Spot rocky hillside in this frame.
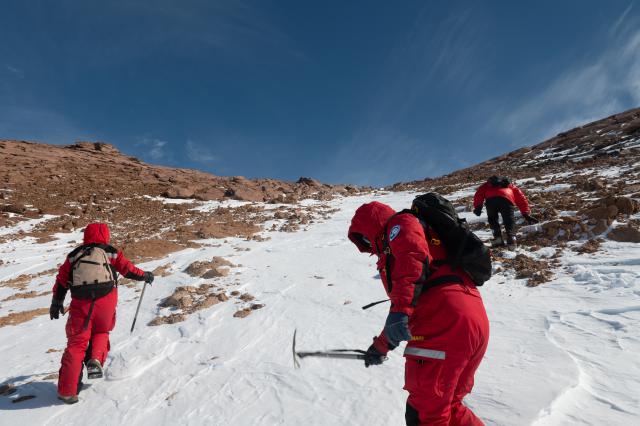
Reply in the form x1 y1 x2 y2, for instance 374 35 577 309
391 106 640 247
0 140 358 257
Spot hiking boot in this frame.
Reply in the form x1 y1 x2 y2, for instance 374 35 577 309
506 235 517 250
490 237 504 247
58 394 79 404
86 359 103 379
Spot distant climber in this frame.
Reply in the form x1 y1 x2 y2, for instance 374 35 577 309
50 223 154 404
473 176 538 248
348 199 490 426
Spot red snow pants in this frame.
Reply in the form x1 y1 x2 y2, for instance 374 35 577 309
404 284 489 426
58 289 118 396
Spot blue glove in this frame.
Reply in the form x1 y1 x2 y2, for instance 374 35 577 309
384 312 411 346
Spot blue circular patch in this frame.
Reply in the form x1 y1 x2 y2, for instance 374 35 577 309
389 225 401 241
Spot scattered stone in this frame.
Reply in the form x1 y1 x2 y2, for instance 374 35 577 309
1 290 50 302
0 308 49 328
234 308 252 318
574 239 603 254
202 267 230 279
12 395 36 403
502 254 554 287
184 257 234 277
239 293 255 302
250 303 265 310
148 313 187 326
608 224 640 243
0 384 17 396
1 203 26 214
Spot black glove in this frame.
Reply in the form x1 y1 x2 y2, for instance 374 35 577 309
50 298 65 320
143 271 154 284
473 206 482 216
523 213 539 224
364 344 386 368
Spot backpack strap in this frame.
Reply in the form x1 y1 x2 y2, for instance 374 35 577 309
420 275 464 296
382 211 430 305
82 298 96 331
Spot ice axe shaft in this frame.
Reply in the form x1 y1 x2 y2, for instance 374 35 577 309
130 281 148 333
296 351 366 360
293 329 368 368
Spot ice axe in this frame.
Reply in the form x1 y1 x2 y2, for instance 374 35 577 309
292 329 368 369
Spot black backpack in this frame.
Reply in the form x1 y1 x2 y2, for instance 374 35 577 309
383 193 491 288
489 175 511 188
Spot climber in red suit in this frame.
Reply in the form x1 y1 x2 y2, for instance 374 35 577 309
349 202 489 425
50 223 153 404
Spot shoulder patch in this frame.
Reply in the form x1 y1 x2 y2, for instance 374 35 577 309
389 224 401 241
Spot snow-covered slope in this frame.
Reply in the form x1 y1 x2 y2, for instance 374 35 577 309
1 189 638 425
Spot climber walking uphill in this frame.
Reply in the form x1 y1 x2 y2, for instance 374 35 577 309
49 223 154 404
473 175 537 248
348 195 490 426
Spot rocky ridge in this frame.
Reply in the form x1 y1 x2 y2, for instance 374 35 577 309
390 106 640 285
0 140 361 255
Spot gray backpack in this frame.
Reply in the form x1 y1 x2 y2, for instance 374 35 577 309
69 246 116 298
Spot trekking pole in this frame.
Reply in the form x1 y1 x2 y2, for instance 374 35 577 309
130 281 148 333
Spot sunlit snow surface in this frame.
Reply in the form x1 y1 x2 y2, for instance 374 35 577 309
0 191 638 425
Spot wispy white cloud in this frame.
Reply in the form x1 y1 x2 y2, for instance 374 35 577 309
328 128 438 187
361 7 486 127
5 65 24 79
493 27 640 147
94 0 306 66
332 6 485 186
610 3 634 37
136 137 168 160
186 140 218 165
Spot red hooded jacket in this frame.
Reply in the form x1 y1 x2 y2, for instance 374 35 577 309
52 223 145 300
473 182 530 214
348 202 475 317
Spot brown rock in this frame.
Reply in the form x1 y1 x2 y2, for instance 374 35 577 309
239 293 255 302
227 186 264 202
608 225 640 242
233 308 252 318
148 313 187 326
160 290 192 308
1 203 26 214
185 257 234 277
614 197 638 215
202 267 230 279
581 205 618 221
194 188 226 201
574 238 603 254
591 220 609 235
199 294 220 309
163 187 195 198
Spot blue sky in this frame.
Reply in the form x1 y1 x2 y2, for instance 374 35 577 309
1 1 639 186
